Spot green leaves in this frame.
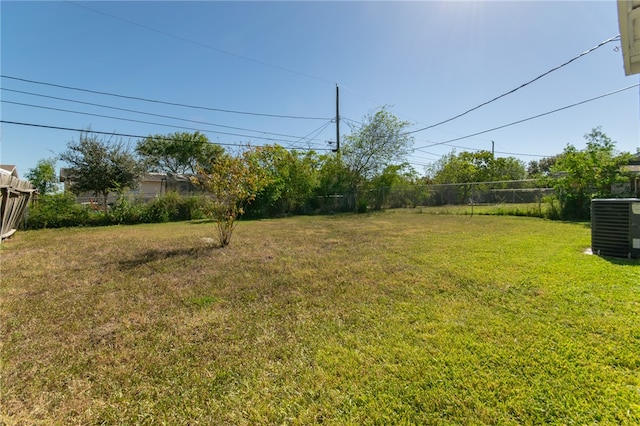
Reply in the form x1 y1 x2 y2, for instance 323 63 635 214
342 107 414 184
549 127 633 219
246 145 320 217
136 131 224 175
193 149 269 246
430 150 526 185
59 132 143 211
25 157 58 195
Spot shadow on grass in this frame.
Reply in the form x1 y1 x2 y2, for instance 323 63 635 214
595 254 640 266
118 243 221 269
187 219 216 225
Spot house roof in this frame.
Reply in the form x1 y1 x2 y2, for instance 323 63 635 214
0 165 18 178
59 169 192 183
625 153 640 172
146 172 192 181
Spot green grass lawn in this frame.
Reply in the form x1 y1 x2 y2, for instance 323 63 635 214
1 210 639 424
417 202 550 217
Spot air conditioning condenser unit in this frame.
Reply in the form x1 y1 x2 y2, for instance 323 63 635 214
591 198 640 259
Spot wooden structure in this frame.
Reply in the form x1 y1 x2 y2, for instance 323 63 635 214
618 0 640 75
1 166 36 241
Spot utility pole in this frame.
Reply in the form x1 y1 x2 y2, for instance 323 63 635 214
333 84 340 153
491 140 495 158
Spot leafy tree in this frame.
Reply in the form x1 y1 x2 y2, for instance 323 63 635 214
527 155 561 177
136 131 224 174
429 150 526 184
192 149 269 247
427 150 525 203
367 163 419 209
25 157 58 195
341 107 414 192
246 145 320 217
316 153 353 195
548 127 632 220
492 156 527 181
314 153 357 212
60 132 143 212
426 151 478 203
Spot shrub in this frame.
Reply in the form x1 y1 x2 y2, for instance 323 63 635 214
356 198 368 213
142 192 180 223
26 193 92 229
140 193 213 223
109 196 146 224
182 195 213 220
25 192 216 229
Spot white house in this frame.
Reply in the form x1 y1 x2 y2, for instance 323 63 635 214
59 169 199 205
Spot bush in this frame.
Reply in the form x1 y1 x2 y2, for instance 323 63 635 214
109 196 146 224
182 195 213 220
142 193 179 223
356 198 368 214
140 192 212 223
25 192 216 229
26 193 92 229
542 196 563 220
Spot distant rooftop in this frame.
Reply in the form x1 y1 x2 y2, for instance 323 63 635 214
0 165 18 178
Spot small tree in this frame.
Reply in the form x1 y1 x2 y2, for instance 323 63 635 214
548 128 632 220
60 132 143 212
426 150 526 204
192 149 268 247
246 145 320 217
25 157 58 195
527 155 561 178
342 108 414 189
136 131 224 175
367 163 418 210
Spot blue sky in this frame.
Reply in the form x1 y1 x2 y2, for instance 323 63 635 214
2 1 639 178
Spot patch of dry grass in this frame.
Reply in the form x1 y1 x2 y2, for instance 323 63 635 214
1 212 639 424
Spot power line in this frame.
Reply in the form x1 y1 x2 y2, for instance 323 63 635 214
341 116 364 127
414 83 640 151
283 120 334 151
420 146 550 159
1 88 327 142
0 120 240 148
405 34 621 135
2 100 329 146
64 1 335 86
0 75 331 121
0 120 333 152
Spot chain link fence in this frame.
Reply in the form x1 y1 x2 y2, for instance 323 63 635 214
314 180 555 215
366 179 555 210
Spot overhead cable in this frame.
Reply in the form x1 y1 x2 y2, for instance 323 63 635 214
0 120 332 152
2 100 328 146
405 34 621 135
426 142 551 158
0 75 331 120
283 120 334 151
413 83 640 151
2 88 326 141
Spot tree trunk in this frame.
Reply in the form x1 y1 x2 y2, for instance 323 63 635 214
102 191 109 213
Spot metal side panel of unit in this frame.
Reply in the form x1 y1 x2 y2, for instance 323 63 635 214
591 199 638 258
631 201 640 257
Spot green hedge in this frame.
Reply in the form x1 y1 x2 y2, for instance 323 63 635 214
25 192 214 229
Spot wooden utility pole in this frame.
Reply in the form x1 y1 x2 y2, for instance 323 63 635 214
333 84 340 153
